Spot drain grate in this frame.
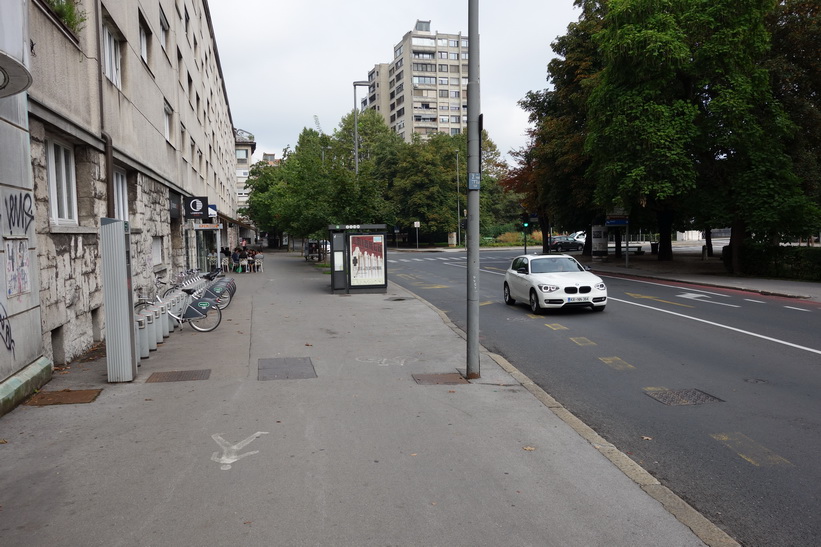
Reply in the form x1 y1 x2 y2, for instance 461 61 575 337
645 388 723 406
258 358 317 380
412 373 469 385
146 369 211 383
25 389 102 406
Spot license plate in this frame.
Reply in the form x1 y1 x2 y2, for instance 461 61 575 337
567 296 589 302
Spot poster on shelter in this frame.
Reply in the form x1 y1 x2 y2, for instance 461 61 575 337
5 238 31 297
348 234 386 288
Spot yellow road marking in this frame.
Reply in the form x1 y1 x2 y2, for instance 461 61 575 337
545 323 568 331
479 301 493 306
526 314 541 319
570 337 596 346
710 433 792 467
599 357 635 371
625 292 694 308
643 387 668 392
420 285 449 289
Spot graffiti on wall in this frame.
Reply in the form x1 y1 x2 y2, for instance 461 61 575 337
0 302 14 358
5 239 31 297
2 190 35 236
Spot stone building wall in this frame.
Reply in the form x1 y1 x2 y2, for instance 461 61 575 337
30 119 105 365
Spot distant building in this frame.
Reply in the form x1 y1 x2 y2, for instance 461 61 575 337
360 20 469 142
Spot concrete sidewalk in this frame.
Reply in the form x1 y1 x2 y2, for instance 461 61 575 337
0 252 737 546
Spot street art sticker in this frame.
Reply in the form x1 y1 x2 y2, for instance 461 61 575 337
5 238 31 297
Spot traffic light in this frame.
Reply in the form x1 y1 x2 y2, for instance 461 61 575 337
521 213 530 231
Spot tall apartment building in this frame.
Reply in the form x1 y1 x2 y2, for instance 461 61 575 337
361 20 469 142
0 0 242 413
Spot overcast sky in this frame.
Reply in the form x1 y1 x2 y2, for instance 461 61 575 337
208 1 580 163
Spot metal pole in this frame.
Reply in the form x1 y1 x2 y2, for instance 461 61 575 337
466 0 481 379
456 150 461 247
353 81 369 175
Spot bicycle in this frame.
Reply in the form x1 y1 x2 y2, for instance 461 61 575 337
134 273 223 332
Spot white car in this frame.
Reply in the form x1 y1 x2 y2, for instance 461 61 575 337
503 254 607 313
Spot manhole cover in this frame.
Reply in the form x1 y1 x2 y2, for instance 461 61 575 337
25 389 102 406
412 373 468 385
146 369 211 383
645 388 723 406
258 358 317 380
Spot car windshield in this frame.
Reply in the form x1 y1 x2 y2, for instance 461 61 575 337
529 257 582 273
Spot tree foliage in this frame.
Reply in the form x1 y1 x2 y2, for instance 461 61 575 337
245 110 512 244
515 0 820 270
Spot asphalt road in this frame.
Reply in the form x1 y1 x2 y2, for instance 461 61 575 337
389 249 821 547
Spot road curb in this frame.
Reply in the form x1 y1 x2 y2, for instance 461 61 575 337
391 281 740 547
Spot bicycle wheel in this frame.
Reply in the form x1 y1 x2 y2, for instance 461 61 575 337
215 289 231 310
188 305 222 332
134 301 152 314
162 286 177 299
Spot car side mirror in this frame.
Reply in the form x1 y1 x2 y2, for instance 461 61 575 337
584 266 591 271
517 267 528 274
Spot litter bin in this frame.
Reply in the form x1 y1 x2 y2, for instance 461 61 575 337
650 242 659 255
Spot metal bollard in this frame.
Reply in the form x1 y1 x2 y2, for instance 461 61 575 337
158 303 170 338
145 309 157 351
150 306 163 345
136 314 150 358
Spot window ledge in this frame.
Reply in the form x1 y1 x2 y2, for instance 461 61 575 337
49 224 98 235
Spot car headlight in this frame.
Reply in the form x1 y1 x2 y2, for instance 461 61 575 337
594 282 606 291
537 284 560 293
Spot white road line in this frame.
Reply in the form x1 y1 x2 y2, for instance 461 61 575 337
601 275 732 298
608 297 821 356
745 299 766 303
784 306 811 313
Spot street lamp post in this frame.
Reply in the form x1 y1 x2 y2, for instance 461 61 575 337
353 80 369 174
456 150 461 247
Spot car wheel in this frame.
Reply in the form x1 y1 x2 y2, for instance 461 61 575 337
592 305 605 312
529 290 543 314
557 245 564 252
503 283 516 305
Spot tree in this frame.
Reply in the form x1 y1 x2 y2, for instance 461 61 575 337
510 0 607 253
765 1 821 216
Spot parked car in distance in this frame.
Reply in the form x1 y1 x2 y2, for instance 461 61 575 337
548 235 584 252
570 231 586 242
503 254 607 313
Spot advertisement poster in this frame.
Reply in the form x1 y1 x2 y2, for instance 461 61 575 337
348 234 386 288
5 238 31 297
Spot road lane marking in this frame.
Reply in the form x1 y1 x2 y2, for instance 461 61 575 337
420 284 449 289
625 292 694 308
603 276 733 297
480 301 493 306
784 306 811 312
677 293 740 307
609 297 821 356
545 323 568 331
211 432 269 470
744 299 766 303
600 357 635 371
570 337 596 346
710 433 792 467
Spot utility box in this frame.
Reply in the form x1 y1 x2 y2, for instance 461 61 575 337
100 218 138 381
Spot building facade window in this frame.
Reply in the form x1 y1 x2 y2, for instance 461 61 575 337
164 101 173 141
236 149 248 163
159 8 169 50
103 25 122 88
113 168 128 220
46 139 78 225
